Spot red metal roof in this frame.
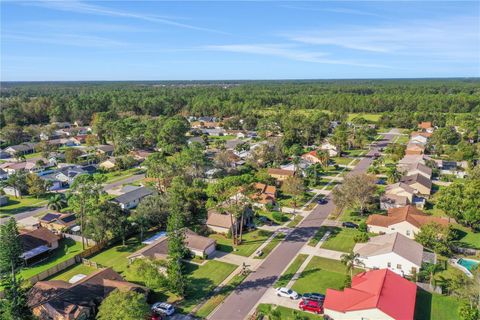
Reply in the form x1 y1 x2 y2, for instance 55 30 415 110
324 269 416 320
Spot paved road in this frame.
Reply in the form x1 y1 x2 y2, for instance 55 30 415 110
0 173 146 225
209 131 396 320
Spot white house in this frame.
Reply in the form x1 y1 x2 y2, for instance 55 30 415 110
354 232 425 276
319 141 339 157
410 135 428 145
113 186 154 210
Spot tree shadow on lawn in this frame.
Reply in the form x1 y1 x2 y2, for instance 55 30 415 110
414 288 432 320
451 227 480 249
320 227 341 240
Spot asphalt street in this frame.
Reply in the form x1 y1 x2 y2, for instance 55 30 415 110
209 131 396 320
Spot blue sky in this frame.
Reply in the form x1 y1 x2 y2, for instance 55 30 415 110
1 1 479 81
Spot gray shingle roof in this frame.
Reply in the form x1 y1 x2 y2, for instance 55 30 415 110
114 187 153 205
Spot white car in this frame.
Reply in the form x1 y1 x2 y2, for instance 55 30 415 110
275 287 299 299
152 302 175 316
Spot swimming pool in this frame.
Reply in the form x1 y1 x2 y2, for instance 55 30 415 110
457 258 479 271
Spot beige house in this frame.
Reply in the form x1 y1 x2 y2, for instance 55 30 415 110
384 182 415 202
400 173 432 195
206 209 236 234
267 168 295 181
405 142 425 155
402 162 432 179
99 158 117 170
354 232 424 276
366 205 449 239
128 229 216 262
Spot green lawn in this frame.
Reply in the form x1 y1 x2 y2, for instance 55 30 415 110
257 304 323 320
208 135 237 141
340 209 368 223
24 152 42 159
321 228 362 253
255 233 285 259
0 195 49 215
50 264 95 282
179 260 237 313
19 239 84 281
308 226 330 247
209 229 273 257
257 210 292 224
347 113 381 122
277 191 315 209
331 157 354 166
451 225 480 249
287 215 304 228
292 257 361 294
102 168 144 183
195 272 248 318
414 289 461 320
275 254 308 287
342 149 367 157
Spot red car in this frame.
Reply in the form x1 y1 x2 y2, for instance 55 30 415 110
299 299 323 314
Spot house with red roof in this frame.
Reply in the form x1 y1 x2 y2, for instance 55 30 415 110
324 269 417 320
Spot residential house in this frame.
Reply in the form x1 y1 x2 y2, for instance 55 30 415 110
200 128 226 136
54 165 96 186
250 183 277 206
40 213 77 233
96 144 115 156
397 154 426 170
4 142 37 156
324 269 417 320
418 121 434 133
206 209 237 234
366 205 449 239
400 173 432 195
405 142 425 155
384 182 415 203
411 131 432 139
380 194 409 210
28 268 147 320
128 228 216 262
225 139 244 151
301 150 323 164
20 227 60 265
188 136 206 146
267 168 295 182
409 134 429 145
99 158 117 170
401 162 432 179
1 160 46 174
319 141 339 157
113 186 154 210
435 160 468 178
353 232 425 276
130 149 153 162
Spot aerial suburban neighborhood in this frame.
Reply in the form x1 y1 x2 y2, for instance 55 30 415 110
1 1 479 320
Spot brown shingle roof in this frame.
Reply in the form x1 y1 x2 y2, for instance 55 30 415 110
400 173 432 190
20 228 59 252
367 205 449 228
267 168 294 176
206 210 234 229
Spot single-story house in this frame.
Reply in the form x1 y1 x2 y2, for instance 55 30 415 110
400 173 432 195
130 149 153 161
380 194 409 210
402 162 432 179
40 213 77 233
20 227 60 265
409 134 429 145
206 209 237 234
267 168 295 182
353 232 425 276
366 205 450 239
2 160 46 174
384 182 415 203
225 139 245 151
319 141 339 157
405 142 425 155
99 158 117 170
113 186 154 210
188 136 206 146
128 229 216 262
324 269 416 320
96 144 115 156
250 183 277 206
301 150 323 164
28 268 148 320
418 121 433 131
4 142 36 156
397 155 426 170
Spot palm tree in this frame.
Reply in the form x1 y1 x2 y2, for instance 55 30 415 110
316 150 330 169
423 263 442 287
3 171 26 198
341 252 364 278
386 167 402 184
48 194 67 211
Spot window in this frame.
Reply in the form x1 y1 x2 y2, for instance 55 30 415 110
397 264 402 269
406 230 411 236
387 262 391 268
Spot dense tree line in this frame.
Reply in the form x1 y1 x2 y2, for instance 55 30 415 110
1 79 479 129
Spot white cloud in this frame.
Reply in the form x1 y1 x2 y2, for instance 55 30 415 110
288 16 479 59
23 0 227 34
203 44 388 68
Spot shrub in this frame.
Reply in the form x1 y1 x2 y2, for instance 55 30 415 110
358 221 368 232
271 211 286 222
353 232 369 243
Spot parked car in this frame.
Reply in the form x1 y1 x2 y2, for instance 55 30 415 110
342 221 358 229
299 299 323 314
151 302 175 316
302 293 325 302
276 287 300 299
317 198 327 205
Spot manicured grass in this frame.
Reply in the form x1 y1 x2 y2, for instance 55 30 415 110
292 257 361 294
414 288 460 320
19 239 84 280
347 113 381 122
321 228 362 253
277 192 315 209
342 149 367 157
24 152 42 159
0 195 49 215
275 254 308 287
209 229 273 257
257 304 323 320
396 135 410 144
451 225 480 249
102 168 144 183
179 260 237 313
340 209 368 223
50 264 95 282
331 156 354 166
258 210 292 224
255 233 285 259
208 135 237 141
287 215 304 228
308 226 330 247
194 272 248 318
